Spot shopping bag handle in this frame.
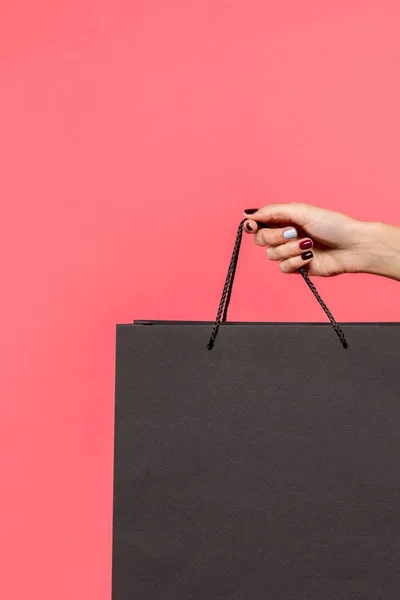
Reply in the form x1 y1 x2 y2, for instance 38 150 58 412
207 220 348 351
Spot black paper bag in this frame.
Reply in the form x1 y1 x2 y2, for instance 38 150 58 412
113 321 400 600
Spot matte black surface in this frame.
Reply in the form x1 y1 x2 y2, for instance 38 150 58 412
113 322 400 600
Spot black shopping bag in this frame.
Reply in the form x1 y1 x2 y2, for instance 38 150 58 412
113 320 400 600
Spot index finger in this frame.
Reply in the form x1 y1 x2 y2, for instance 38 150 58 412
244 203 309 227
243 219 269 234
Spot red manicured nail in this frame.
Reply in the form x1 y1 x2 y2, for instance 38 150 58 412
244 208 259 214
245 222 253 232
299 239 313 250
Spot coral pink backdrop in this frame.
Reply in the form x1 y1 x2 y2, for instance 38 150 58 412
1 1 400 598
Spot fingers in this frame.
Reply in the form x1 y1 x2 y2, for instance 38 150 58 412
267 238 314 273
279 251 314 274
243 220 301 247
243 219 259 234
243 203 309 228
242 205 315 274
255 225 300 247
243 224 314 273
266 238 313 261
242 202 309 242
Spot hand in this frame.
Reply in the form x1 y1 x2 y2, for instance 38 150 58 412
243 203 379 277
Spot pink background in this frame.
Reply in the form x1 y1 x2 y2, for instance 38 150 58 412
1 1 400 598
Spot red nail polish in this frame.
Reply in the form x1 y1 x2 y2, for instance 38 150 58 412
245 222 253 232
244 208 259 214
302 251 313 260
299 239 313 250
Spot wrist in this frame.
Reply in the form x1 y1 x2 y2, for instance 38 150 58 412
353 221 400 280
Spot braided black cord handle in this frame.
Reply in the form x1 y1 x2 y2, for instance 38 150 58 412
207 220 245 350
222 223 243 322
298 267 348 349
207 220 349 350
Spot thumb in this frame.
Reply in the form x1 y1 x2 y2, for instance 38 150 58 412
244 203 310 228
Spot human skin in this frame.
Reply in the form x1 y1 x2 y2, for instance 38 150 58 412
243 203 400 282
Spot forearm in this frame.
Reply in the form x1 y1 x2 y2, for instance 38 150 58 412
357 221 400 281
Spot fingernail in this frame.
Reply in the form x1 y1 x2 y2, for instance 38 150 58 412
244 208 259 214
283 228 297 239
302 251 313 260
299 239 313 250
245 222 253 232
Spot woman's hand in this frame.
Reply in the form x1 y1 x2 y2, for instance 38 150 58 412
243 203 393 278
